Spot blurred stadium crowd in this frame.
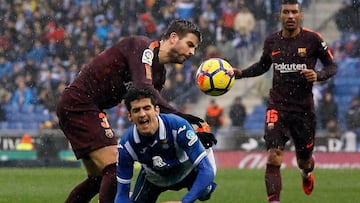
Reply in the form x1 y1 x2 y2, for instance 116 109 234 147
0 0 288 132
0 0 360 150
2 0 360 151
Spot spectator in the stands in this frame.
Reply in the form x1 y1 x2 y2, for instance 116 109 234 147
11 75 35 105
0 53 12 79
229 96 247 129
317 91 338 129
233 1 256 67
334 1 356 43
221 0 238 38
26 40 47 66
345 96 360 136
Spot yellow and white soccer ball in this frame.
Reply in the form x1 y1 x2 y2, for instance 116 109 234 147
196 58 235 96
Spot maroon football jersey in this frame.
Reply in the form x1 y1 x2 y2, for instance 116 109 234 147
68 36 177 113
241 27 337 113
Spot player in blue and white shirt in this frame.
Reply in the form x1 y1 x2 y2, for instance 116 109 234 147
115 88 217 203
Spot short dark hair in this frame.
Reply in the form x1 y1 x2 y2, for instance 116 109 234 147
162 19 202 42
124 88 157 111
281 0 299 4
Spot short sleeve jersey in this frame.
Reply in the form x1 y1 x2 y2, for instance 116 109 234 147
242 27 337 113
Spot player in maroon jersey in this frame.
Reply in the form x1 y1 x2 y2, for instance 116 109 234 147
234 0 337 202
56 19 216 203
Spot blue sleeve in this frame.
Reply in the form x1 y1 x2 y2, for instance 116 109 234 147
181 157 215 203
115 140 135 203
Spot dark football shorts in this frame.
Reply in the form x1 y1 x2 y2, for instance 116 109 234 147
264 109 316 160
56 89 117 159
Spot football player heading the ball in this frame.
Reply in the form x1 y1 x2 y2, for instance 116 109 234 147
115 87 217 203
234 0 337 202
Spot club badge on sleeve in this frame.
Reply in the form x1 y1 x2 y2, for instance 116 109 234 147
186 130 197 146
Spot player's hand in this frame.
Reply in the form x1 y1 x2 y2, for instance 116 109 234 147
197 131 217 149
300 69 317 82
175 112 204 127
233 68 242 79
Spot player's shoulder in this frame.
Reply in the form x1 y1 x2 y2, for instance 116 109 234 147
264 31 282 44
266 30 281 40
159 113 186 125
301 27 324 40
159 114 192 134
118 35 153 49
119 125 135 144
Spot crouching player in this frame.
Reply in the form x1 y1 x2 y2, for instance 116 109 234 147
115 88 217 203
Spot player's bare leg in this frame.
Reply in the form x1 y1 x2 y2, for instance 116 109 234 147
265 148 283 203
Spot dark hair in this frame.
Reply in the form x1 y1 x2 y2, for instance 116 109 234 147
124 88 157 111
281 0 299 4
162 19 202 42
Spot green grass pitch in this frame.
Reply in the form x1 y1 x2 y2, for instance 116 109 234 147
0 167 359 203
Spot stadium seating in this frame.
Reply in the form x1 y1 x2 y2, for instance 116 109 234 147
244 104 266 131
2 103 51 130
332 58 360 129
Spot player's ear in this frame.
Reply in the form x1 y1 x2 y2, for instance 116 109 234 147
127 112 132 122
155 105 160 115
170 32 178 44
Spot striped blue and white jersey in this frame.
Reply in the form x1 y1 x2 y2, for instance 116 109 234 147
116 113 214 202
117 113 207 186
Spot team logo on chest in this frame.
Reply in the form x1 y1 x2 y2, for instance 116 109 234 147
297 48 307 57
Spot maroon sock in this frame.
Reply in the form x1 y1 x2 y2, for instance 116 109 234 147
65 176 102 203
98 163 117 203
302 157 315 175
265 164 282 202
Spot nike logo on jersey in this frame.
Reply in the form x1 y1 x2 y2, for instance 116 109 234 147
306 142 314 149
271 51 281 56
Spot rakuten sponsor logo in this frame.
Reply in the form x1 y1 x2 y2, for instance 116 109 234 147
271 63 307 73
214 151 360 169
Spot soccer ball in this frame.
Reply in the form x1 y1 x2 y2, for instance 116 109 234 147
196 58 235 96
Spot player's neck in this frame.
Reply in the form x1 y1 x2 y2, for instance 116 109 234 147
281 27 301 38
158 40 168 64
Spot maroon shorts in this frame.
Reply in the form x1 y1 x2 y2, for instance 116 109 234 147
56 89 117 159
264 109 316 160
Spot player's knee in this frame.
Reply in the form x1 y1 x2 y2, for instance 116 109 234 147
267 149 283 165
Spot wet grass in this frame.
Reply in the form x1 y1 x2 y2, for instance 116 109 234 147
0 167 359 203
